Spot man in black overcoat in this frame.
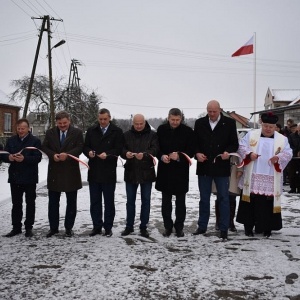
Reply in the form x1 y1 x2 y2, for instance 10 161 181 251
155 108 195 237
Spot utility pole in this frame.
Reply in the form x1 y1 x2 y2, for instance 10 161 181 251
23 17 46 118
67 59 83 128
24 15 63 128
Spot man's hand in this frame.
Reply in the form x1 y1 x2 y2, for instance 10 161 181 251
98 152 107 159
162 154 170 164
196 153 207 162
220 151 230 160
168 152 179 161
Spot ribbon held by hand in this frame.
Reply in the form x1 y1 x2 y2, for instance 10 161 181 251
213 152 244 168
1 147 90 169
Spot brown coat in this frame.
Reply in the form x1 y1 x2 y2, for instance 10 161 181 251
42 126 84 192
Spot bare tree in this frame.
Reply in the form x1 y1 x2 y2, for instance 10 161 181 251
10 75 101 130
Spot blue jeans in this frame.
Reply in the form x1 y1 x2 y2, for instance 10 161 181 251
125 182 152 230
48 190 77 230
89 181 116 231
198 176 229 232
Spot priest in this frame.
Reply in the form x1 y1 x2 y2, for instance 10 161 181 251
236 112 292 238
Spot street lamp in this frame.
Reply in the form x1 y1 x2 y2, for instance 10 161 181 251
48 38 66 127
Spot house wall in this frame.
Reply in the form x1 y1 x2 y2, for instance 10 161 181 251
264 88 273 109
0 105 20 136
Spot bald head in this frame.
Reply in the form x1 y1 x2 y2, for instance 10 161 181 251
207 100 221 122
132 114 146 132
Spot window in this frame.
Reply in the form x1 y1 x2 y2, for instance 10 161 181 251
4 113 12 132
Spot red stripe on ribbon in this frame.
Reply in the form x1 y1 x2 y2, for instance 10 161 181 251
23 147 89 169
67 153 90 169
178 152 192 166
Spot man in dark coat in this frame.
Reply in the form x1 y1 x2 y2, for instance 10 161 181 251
83 108 123 237
2 118 42 238
193 100 238 240
287 123 300 193
42 111 83 238
120 114 159 238
155 108 195 238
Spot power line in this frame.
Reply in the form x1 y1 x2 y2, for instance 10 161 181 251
102 101 257 110
41 0 62 19
20 0 41 16
10 0 32 17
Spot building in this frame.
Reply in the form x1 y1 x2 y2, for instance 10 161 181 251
222 110 250 129
0 90 21 139
26 112 49 136
252 87 300 126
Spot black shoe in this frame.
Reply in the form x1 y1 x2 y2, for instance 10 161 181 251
229 225 237 232
288 189 296 194
220 231 228 240
245 230 254 237
176 230 184 237
89 228 102 237
121 227 134 236
46 229 59 238
140 228 149 238
163 228 172 237
65 229 74 237
103 229 112 237
5 229 22 237
263 231 272 238
192 228 206 235
25 229 33 238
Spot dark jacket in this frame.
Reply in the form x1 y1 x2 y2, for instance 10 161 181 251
121 121 159 184
83 122 123 183
288 131 300 157
155 122 195 194
3 133 42 184
42 126 83 192
194 113 238 177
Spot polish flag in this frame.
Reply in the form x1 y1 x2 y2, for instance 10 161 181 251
231 36 254 57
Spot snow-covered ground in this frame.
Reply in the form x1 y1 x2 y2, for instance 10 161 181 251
0 157 300 300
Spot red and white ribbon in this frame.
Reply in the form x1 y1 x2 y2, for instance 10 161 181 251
2 147 89 169
178 152 192 166
67 153 89 169
0 150 10 154
213 152 244 168
146 153 157 166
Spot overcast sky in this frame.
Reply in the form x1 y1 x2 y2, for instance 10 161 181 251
1 0 300 120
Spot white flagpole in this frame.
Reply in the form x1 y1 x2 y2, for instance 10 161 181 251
253 32 257 127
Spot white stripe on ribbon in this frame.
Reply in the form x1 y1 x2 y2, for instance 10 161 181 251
213 152 244 168
5 147 90 169
0 150 10 154
146 153 157 166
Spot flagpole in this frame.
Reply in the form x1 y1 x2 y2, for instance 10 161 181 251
253 32 257 127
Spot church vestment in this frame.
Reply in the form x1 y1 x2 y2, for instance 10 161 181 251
236 129 292 233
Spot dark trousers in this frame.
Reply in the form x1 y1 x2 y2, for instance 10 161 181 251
237 193 282 232
161 192 186 231
10 183 36 230
89 181 116 231
288 159 300 190
48 190 78 230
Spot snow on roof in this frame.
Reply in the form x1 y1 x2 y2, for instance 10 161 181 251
0 89 19 106
271 89 300 102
